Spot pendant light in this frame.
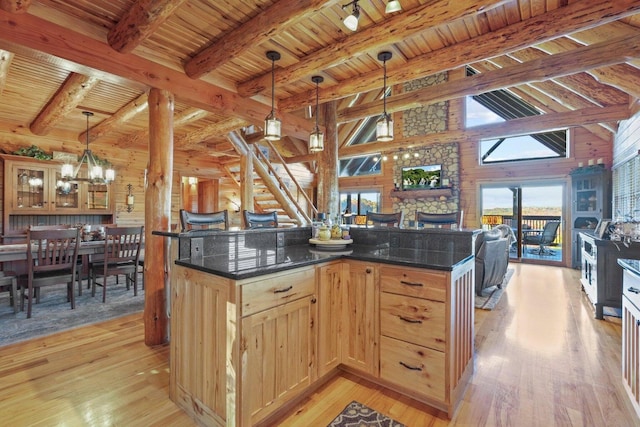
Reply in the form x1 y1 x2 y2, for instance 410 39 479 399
264 50 281 141
385 0 402 13
309 75 324 153
376 51 393 142
61 111 115 184
342 1 360 32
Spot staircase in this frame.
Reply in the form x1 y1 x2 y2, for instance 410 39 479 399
227 131 314 227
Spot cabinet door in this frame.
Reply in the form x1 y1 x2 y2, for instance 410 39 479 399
10 163 51 212
52 169 81 212
241 295 316 426
342 261 378 376
622 296 640 413
317 263 343 377
83 182 111 212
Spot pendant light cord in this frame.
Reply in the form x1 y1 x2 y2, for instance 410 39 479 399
383 58 388 116
315 79 320 129
270 57 276 116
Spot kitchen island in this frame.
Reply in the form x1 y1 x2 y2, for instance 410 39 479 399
165 226 477 426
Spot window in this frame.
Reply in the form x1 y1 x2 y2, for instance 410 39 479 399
339 191 381 215
465 67 567 165
339 155 382 177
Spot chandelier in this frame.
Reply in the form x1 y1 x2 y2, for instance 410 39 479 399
61 111 115 184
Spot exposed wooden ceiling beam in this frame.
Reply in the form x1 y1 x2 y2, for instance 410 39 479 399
534 37 640 99
185 0 336 79
237 0 509 98
569 20 640 70
29 72 100 135
0 0 31 13
472 60 614 141
79 92 149 144
0 9 314 140
337 34 640 123
175 117 248 148
107 0 187 54
279 0 640 112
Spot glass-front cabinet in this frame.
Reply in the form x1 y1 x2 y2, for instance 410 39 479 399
2 155 113 216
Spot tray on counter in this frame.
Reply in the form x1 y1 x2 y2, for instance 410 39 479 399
309 238 353 250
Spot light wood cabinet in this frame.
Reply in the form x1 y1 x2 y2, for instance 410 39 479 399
378 261 475 417
170 264 317 427
241 295 316 425
317 262 343 377
2 154 114 238
622 267 640 419
341 260 379 376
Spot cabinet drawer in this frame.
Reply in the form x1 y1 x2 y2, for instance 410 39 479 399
379 336 445 402
241 268 315 316
380 265 446 301
380 292 445 351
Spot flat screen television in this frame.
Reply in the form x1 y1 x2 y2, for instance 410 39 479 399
401 164 442 190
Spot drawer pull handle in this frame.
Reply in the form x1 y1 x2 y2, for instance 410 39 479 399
628 287 640 294
400 280 423 287
399 361 423 371
399 315 422 324
273 286 293 294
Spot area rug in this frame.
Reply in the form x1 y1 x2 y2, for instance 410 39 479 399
475 268 514 310
0 275 144 347
327 401 405 427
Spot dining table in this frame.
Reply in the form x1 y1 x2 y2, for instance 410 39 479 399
0 239 107 263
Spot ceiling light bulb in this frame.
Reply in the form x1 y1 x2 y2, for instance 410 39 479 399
385 0 402 13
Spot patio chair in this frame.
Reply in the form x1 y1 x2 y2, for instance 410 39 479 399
523 221 560 255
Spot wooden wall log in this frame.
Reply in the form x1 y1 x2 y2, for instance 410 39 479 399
144 88 174 346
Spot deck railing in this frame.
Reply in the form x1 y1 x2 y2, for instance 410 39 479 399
482 215 563 245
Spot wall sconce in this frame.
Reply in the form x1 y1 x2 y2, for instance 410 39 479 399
126 183 134 213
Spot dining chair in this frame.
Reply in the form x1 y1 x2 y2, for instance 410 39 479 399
90 226 144 303
0 270 19 313
415 211 458 229
180 209 229 231
243 210 278 229
23 227 81 318
365 211 404 228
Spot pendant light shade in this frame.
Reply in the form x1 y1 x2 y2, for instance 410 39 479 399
264 50 281 141
309 75 324 153
385 0 402 13
376 51 394 142
342 1 360 32
61 111 115 184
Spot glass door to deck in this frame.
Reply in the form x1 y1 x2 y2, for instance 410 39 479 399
481 182 565 265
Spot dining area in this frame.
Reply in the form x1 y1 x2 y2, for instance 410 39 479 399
0 224 144 345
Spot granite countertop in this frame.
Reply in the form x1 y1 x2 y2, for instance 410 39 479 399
618 258 640 277
175 243 473 280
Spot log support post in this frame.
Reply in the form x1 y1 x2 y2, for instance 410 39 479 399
144 88 174 346
317 101 339 221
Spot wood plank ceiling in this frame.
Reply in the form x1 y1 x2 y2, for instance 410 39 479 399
0 0 639 170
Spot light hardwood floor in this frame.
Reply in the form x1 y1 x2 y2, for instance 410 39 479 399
0 264 637 426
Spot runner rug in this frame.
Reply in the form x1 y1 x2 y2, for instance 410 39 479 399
327 401 405 427
475 268 514 310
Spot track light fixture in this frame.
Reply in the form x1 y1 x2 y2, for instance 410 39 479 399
309 75 324 153
376 51 393 142
385 0 402 13
342 0 360 32
264 50 281 141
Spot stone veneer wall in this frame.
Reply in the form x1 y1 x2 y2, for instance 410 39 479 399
393 73 459 228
